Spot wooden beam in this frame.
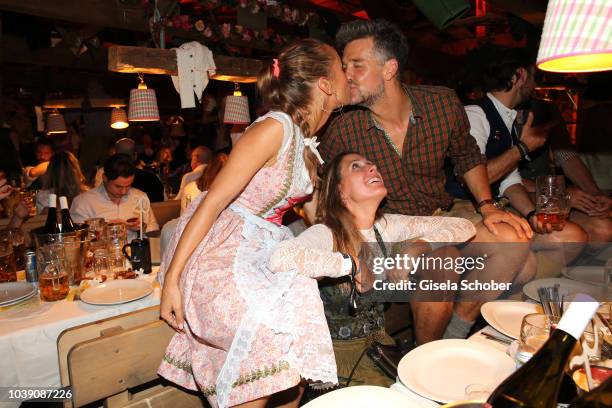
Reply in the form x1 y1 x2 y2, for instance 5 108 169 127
0 0 161 32
108 46 263 83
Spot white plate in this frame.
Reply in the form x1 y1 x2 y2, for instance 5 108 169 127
302 385 419 408
522 277 603 302
397 339 515 403
562 266 606 286
481 301 542 339
80 280 152 305
0 291 36 308
0 282 36 305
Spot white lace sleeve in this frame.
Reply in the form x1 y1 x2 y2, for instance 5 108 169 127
268 224 348 278
380 214 476 244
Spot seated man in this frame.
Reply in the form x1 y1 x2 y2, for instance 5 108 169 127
175 145 212 202
448 47 587 279
95 138 165 203
23 138 54 189
518 99 611 243
71 154 159 241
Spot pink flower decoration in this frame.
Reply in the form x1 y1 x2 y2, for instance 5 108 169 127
203 27 213 38
239 0 248 7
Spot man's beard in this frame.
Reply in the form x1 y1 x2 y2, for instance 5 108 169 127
353 82 385 108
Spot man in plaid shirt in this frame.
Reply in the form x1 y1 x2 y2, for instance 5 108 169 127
319 19 533 345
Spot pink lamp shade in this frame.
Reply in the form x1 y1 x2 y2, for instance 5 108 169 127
223 95 251 125
110 108 129 129
537 0 612 73
46 111 67 134
128 88 160 121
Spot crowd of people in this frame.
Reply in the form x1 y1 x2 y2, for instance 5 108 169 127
0 16 609 408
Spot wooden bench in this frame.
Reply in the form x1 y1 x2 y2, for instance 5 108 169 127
57 306 205 408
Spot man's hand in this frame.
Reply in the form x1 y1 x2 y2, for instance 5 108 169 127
568 186 601 215
126 216 143 231
528 213 556 234
520 112 553 152
480 204 533 240
590 193 611 217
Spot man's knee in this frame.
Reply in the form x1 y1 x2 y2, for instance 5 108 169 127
553 221 588 243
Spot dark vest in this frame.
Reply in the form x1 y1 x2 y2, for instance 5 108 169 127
446 97 518 200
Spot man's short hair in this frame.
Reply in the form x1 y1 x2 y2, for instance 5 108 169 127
104 154 135 181
36 137 54 150
114 138 136 157
336 19 409 73
476 46 536 92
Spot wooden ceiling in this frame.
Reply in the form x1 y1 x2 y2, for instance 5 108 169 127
0 0 549 105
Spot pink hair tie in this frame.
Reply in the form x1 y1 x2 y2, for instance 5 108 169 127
272 58 280 78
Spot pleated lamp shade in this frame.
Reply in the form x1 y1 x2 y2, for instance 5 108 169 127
46 111 67 134
537 0 612 73
223 95 250 125
110 108 129 129
128 88 160 121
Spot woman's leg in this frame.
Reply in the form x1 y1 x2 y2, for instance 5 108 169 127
268 382 306 408
232 395 270 408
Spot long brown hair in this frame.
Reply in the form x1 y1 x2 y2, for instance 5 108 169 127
316 152 384 259
197 152 228 191
258 38 335 184
42 151 88 205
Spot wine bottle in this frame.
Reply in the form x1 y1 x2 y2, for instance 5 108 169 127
43 193 60 234
59 196 76 233
486 294 599 408
568 376 612 407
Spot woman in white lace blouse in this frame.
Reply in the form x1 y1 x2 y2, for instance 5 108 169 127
269 152 477 386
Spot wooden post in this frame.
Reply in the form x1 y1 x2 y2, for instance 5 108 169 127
108 46 262 83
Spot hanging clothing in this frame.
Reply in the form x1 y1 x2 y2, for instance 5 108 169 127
171 42 216 109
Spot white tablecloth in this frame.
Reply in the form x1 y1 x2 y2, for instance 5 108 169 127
0 269 161 406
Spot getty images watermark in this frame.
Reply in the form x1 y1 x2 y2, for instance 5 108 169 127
371 253 512 292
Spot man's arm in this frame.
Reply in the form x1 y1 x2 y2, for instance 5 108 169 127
465 105 522 183
560 156 602 195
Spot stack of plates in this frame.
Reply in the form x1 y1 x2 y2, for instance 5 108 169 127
481 301 541 339
0 282 37 308
397 339 515 403
522 277 603 302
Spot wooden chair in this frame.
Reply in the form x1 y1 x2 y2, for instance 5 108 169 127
150 200 180 230
57 306 205 408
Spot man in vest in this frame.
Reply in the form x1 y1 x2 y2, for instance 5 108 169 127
455 47 587 278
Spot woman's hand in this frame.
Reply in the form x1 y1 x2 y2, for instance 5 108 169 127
0 179 12 200
160 279 185 333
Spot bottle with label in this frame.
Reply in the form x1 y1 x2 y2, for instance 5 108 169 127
58 196 76 233
486 294 599 408
43 194 60 234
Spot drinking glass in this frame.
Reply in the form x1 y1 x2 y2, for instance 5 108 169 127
2 228 26 270
464 383 493 402
105 222 127 247
536 175 570 231
84 218 106 242
19 190 37 216
38 243 69 301
516 313 558 367
0 241 16 282
93 248 111 281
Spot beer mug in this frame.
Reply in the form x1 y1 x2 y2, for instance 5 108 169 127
122 238 152 274
535 175 570 231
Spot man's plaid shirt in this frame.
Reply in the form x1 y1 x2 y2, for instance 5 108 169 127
319 85 484 216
